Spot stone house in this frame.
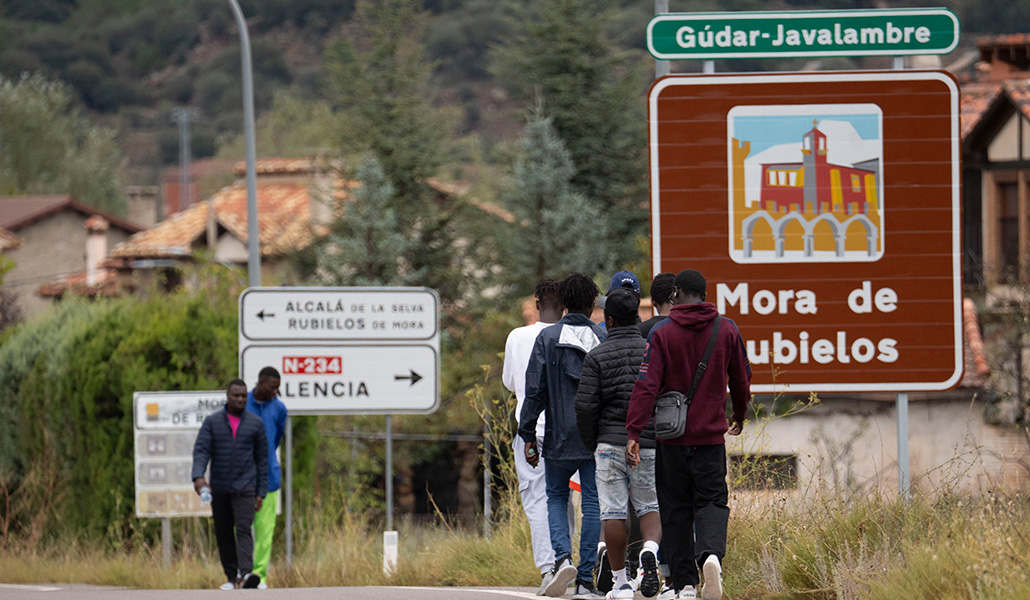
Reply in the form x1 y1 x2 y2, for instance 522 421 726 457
0 195 141 317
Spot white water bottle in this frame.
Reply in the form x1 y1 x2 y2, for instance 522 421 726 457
200 485 213 504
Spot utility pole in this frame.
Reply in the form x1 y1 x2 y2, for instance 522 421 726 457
171 107 199 214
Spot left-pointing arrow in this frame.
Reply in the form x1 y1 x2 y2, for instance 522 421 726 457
394 370 423 386
256 309 275 321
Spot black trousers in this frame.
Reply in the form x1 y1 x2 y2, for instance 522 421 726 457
211 491 257 582
655 443 729 590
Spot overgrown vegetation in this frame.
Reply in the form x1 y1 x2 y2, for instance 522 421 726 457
2 374 1029 598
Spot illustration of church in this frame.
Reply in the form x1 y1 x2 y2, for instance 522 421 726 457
730 119 883 262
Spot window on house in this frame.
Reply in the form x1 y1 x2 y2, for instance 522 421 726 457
777 171 786 185
789 171 798 186
851 174 861 192
729 454 798 490
1000 182 1020 282
819 137 826 150
768 171 775 185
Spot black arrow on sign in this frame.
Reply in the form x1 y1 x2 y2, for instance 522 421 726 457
256 309 275 321
394 370 423 386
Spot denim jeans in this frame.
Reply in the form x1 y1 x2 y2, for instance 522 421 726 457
595 442 659 520
545 456 600 582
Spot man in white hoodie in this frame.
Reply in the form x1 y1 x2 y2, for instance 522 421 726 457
503 280 564 595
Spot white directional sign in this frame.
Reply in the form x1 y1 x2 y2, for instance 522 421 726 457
133 391 225 518
240 344 438 414
239 287 438 342
238 287 441 415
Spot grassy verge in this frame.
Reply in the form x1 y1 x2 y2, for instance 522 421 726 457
3 490 1029 598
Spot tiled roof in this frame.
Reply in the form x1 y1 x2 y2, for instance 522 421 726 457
960 79 1030 142
233 158 316 176
978 33 1030 48
110 181 319 259
38 263 122 298
0 195 142 233
960 82 1001 140
0 227 22 251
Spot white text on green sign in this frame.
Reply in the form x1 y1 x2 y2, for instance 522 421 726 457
648 9 959 60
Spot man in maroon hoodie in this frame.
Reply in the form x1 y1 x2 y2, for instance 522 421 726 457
625 269 751 600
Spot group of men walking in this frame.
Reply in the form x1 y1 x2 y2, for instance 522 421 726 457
504 269 751 600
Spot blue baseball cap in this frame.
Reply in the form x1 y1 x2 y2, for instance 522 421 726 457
608 270 641 295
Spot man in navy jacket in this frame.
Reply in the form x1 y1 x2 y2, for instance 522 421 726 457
520 272 607 599
193 379 269 589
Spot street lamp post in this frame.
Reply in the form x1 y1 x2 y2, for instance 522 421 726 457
226 0 260 288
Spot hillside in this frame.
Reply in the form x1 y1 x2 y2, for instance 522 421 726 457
0 0 1021 188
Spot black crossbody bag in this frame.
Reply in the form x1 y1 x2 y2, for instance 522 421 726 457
653 316 722 440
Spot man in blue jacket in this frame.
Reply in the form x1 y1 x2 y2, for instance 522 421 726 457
521 272 607 599
246 366 287 588
193 379 269 589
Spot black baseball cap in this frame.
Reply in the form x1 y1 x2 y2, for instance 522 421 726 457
603 288 640 324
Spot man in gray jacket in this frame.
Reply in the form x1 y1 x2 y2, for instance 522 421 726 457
192 379 269 589
576 288 662 600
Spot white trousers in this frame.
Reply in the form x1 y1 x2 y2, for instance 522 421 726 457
514 436 575 574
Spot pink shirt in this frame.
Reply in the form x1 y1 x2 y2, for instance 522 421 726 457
227 413 241 439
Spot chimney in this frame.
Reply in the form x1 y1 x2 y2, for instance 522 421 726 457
308 154 336 226
84 215 109 287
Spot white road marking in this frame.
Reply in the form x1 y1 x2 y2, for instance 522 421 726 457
388 587 539 599
0 584 62 592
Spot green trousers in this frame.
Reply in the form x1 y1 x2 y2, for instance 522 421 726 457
253 490 278 580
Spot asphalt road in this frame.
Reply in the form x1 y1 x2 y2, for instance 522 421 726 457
0 584 550 600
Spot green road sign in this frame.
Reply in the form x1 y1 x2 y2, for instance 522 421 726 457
648 9 959 60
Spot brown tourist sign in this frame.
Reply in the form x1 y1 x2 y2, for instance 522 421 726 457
649 71 962 393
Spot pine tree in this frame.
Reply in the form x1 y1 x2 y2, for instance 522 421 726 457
325 0 454 203
491 0 649 262
314 155 425 287
323 0 465 301
504 109 608 293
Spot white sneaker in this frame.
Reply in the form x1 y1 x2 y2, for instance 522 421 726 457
606 583 635 600
545 556 578 597
678 585 698 599
219 582 235 590
537 570 554 596
700 555 722 600
656 582 677 600
257 581 268 589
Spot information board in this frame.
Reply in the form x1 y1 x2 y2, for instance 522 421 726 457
649 71 962 393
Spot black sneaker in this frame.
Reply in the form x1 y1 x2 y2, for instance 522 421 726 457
572 578 603 599
241 572 261 589
639 548 661 598
594 545 613 593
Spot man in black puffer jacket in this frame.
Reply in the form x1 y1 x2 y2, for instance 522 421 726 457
576 288 662 600
192 379 268 589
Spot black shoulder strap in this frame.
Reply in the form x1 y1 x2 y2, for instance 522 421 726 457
684 316 722 403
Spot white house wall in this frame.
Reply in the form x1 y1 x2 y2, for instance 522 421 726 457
728 397 1030 501
987 111 1023 162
